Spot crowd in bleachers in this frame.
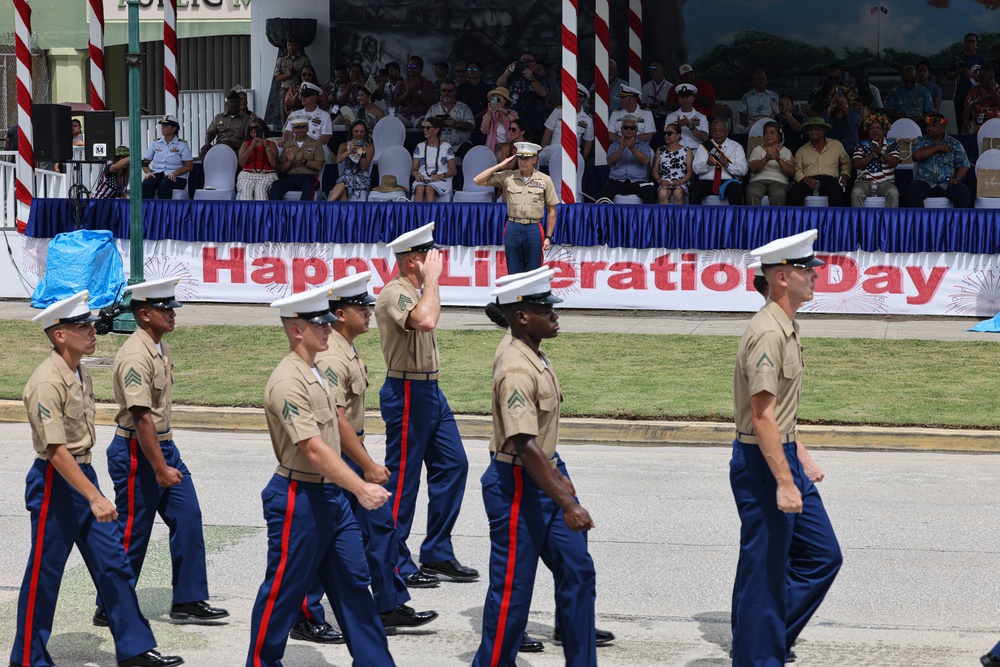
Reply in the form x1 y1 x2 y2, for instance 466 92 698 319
75 31 1000 207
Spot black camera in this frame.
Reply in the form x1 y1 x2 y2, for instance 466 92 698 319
517 60 531 73
94 301 125 336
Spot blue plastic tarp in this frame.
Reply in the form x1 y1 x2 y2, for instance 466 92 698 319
31 229 126 309
969 312 1000 333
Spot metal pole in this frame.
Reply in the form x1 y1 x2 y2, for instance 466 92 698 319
115 0 143 332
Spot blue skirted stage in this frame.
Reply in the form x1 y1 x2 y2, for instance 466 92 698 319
27 198 1000 255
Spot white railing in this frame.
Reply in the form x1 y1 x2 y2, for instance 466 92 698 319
1 153 15 228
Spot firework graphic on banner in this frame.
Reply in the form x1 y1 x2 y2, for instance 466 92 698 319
544 245 581 298
801 285 888 314
143 254 198 300
947 268 1000 316
251 243 329 299
701 249 752 287
21 236 50 280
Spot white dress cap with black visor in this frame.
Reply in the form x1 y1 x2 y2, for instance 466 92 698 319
328 271 377 306
387 222 442 255
33 290 101 331
124 277 184 309
271 284 337 324
751 230 825 269
491 268 563 306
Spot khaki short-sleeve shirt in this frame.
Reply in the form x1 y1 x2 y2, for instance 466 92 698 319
733 301 803 438
485 169 559 221
282 136 325 175
24 351 96 458
315 330 368 435
265 352 340 474
490 337 562 459
114 328 173 432
374 276 439 372
208 111 251 151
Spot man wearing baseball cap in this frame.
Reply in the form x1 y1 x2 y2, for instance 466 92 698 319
665 63 716 117
200 89 251 159
141 115 192 200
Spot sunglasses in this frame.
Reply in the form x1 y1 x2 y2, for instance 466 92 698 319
421 125 434 130
621 125 637 130
468 67 480 71
664 130 678 136
522 58 535 63
407 65 419 69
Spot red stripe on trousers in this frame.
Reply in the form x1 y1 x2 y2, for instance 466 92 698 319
490 466 524 667
23 463 55 667
391 380 411 525
122 438 139 553
252 480 298 667
537 222 545 266
300 596 313 620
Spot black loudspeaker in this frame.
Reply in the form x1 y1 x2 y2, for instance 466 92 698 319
32 104 73 163
84 111 116 163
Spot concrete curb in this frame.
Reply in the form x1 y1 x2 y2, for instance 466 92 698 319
1 400 997 453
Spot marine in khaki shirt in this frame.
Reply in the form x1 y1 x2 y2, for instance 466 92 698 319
25 350 97 459
114 326 174 433
375 275 440 373
475 146 559 251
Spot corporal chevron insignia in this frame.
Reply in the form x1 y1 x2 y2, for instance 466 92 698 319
123 367 143 388
282 399 300 421
507 389 526 410
756 353 774 370
397 294 413 311
37 403 51 422
325 368 339 387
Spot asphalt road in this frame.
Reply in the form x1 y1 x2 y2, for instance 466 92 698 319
0 424 996 666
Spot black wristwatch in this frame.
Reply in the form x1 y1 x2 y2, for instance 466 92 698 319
545 234 553 241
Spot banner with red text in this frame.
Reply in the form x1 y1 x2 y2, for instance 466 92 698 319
9 237 1000 316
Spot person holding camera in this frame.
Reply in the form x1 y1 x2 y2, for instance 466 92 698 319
496 50 550 141
328 120 375 202
272 37 311 123
237 120 279 200
821 84 861 155
425 80 475 157
393 56 437 128
481 87 519 163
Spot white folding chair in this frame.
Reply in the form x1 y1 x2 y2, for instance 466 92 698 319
887 118 922 170
367 144 413 202
193 144 238 200
975 148 1000 208
747 117 772 155
372 116 406 166
453 145 497 203
977 118 1000 155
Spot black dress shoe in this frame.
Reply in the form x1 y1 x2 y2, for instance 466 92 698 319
169 600 229 623
380 604 438 633
289 620 345 644
520 634 544 653
983 654 1000 667
553 626 615 646
419 559 479 582
485 302 509 328
403 571 440 588
787 648 796 662
93 607 109 627
117 649 184 667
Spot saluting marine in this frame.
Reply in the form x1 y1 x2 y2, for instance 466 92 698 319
13 292 182 667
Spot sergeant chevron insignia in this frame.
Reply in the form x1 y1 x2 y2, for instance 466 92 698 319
123 368 143 388
507 389 526 410
756 353 774 369
37 403 51 422
282 399 300 420
397 294 413 311
325 367 339 387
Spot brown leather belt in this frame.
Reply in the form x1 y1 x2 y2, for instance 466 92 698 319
115 427 173 442
387 370 440 381
508 217 540 225
736 431 797 445
38 452 93 464
492 451 559 469
275 466 336 484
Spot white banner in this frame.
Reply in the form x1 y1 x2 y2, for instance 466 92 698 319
102 0 250 21
6 235 1000 316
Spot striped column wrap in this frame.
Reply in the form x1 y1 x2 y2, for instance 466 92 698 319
560 0 579 204
628 0 643 89
88 0 106 111
163 0 178 116
14 0 33 232
593 0 610 167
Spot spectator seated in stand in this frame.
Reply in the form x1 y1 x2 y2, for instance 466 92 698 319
272 36 311 123
948 32 985 132
665 63 716 118
884 66 935 130
539 83 594 167
642 59 672 129
599 114 655 204
776 95 804 154
411 116 456 202
328 119 375 202
821 83 861 156
851 67 884 110
457 60 491 138
335 63 367 112
235 87 258 122
851 112 901 207
788 116 851 206
236 119 279 201
426 79 475 157
269 117 324 200
904 112 971 208
141 115 193 200
393 56 439 128
432 61 449 94
664 83 709 150
590 58 623 112
916 61 943 112
92 145 131 199
496 49 551 139
963 64 1000 135
736 69 779 133
690 118 748 205
609 84 656 142
354 86 385 135
284 65 332 118
375 61 404 116
807 63 854 117
746 121 794 206
281 83 333 157
653 123 693 205
200 89 252 160
481 87 519 163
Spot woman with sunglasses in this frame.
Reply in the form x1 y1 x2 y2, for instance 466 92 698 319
481 87 519 163
412 116 456 202
284 65 332 117
237 121 279 200
328 119 375 202
653 123 693 204
355 86 385 134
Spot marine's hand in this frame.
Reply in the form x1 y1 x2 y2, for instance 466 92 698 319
416 248 443 282
563 503 595 532
356 482 390 510
156 466 184 488
776 481 803 513
798 446 826 483
561 473 576 497
91 496 118 522
365 464 391 485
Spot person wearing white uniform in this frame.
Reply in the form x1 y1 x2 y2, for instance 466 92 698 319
281 82 333 158
609 84 657 142
663 83 709 150
538 83 594 167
